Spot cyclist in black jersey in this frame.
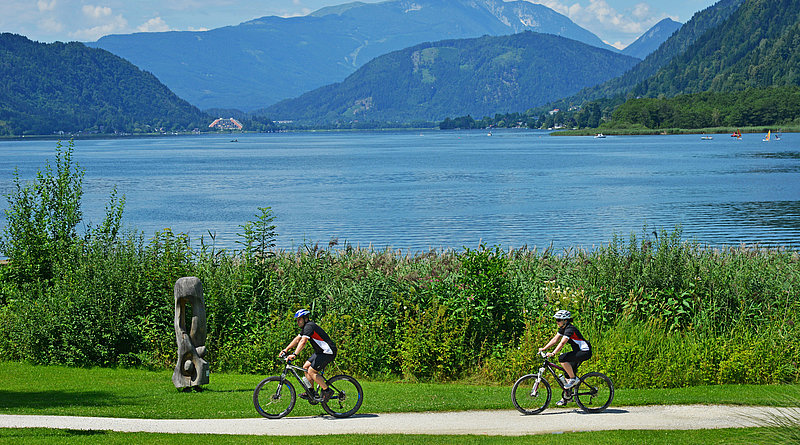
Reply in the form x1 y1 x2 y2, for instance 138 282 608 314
280 309 338 402
539 309 592 406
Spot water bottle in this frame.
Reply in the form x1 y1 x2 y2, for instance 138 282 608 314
301 376 312 389
559 375 567 386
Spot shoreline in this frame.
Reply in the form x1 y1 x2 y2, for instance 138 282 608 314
552 126 797 136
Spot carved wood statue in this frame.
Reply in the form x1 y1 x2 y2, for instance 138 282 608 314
172 277 210 390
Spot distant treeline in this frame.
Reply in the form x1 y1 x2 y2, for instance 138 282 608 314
440 87 800 131
607 86 800 129
438 99 619 130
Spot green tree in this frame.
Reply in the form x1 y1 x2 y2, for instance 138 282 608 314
1 141 83 283
237 207 278 259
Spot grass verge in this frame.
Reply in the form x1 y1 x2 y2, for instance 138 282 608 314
1 362 798 419
0 428 779 444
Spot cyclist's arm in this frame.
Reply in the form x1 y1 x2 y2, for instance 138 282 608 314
552 335 570 355
287 336 309 359
539 333 561 351
281 335 302 356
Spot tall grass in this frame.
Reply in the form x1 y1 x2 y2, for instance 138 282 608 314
1 142 798 388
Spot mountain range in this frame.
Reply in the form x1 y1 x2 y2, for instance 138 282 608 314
260 31 639 123
88 0 620 112
8 0 797 135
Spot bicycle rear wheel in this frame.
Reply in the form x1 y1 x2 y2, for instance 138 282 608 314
574 372 614 413
254 376 296 419
512 374 551 415
321 374 363 418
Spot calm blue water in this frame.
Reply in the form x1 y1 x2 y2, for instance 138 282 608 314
1 130 799 253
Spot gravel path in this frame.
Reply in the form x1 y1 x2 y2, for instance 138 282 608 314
0 405 794 436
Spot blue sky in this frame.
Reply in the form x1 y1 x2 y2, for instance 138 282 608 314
3 0 719 49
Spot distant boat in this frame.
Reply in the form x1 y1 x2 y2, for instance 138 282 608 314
594 133 606 138
701 134 713 140
762 130 771 142
230 138 238 142
731 129 742 139
775 129 782 140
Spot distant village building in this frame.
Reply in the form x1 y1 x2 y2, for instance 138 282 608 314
209 118 243 130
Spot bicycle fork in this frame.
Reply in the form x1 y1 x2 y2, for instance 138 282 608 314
530 367 546 397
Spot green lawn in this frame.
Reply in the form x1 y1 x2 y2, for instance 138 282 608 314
0 428 781 444
1 361 798 419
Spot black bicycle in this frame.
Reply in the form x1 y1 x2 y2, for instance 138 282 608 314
253 356 363 419
512 351 614 414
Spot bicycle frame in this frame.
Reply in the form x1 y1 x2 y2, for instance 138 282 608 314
279 359 320 396
537 359 568 389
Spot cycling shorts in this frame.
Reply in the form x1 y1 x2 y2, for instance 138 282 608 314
308 352 335 373
559 350 592 373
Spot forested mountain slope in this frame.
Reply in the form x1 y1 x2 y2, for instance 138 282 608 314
632 0 800 97
548 0 746 110
260 32 639 123
0 33 209 136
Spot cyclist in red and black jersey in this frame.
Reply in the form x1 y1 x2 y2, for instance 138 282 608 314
539 309 592 406
280 309 338 402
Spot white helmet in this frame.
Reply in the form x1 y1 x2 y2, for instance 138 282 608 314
553 310 572 320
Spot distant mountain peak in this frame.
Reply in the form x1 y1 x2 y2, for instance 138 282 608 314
621 17 682 59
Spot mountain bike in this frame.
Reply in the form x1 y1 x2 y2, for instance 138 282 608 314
512 351 613 414
253 356 363 419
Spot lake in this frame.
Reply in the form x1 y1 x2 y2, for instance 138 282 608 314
1 130 799 253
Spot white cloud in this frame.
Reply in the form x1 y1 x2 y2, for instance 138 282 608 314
37 0 57 12
280 8 311 18
530 0 569 16
632 3 652 20
82 5 113 20
607 40 626 50
38 16 64 33
525 0 658 36
138 17 172 32
68 14 128 41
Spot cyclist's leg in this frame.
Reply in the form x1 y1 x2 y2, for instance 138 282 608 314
572 350 592 377
558 351 578 378
308 353 335 390
302 359 313 384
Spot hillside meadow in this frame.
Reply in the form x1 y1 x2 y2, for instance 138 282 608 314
0 142 798 389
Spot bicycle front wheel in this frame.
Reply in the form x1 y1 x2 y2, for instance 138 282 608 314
574 372 614 413
321 375 363 418
512 374 551 415
254 376 296 419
